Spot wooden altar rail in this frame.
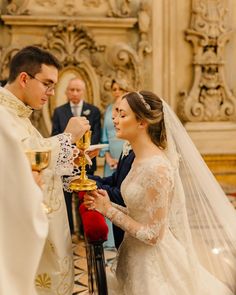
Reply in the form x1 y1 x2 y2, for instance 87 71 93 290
79 200 109 295
85 239 108 295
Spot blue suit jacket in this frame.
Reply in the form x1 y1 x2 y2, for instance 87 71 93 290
89 150 135 248
51 101 101 173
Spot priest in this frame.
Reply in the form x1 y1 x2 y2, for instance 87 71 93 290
0 46 90 294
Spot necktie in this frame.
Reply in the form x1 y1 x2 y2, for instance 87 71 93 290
73 105 79 117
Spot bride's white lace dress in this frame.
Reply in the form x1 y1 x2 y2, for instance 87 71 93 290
106 155 233 295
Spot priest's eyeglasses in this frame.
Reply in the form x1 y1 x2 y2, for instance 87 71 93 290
26 72 55 93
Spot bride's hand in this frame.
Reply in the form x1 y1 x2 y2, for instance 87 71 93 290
83 189 111 215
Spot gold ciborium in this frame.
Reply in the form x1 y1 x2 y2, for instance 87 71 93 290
69 130 97 191
25 149 51 172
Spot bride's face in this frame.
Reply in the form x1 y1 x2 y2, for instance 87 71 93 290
115 98 140 141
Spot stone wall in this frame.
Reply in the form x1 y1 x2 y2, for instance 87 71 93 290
0 0 236 194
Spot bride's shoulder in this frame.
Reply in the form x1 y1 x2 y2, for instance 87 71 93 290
137 154 173 177
138 156 174 187
148 153 172 167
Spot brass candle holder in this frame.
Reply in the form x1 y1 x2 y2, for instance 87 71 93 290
69 131 97 192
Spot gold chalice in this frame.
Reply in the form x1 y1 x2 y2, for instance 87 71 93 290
69 131 97 191
25 149 51 172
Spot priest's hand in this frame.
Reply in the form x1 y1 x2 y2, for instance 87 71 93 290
64 116 90 143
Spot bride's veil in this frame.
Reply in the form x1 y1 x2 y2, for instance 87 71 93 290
162 99 236 293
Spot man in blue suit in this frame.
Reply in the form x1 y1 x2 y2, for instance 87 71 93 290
51 77 101 172
51 77 101 234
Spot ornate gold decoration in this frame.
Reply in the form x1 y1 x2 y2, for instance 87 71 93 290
35 273 52 289
69 131 97 191
0 92 33 117
180 0 236 122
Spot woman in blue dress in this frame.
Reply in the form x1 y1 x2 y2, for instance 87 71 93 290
100 79 129 248
101 79 129 176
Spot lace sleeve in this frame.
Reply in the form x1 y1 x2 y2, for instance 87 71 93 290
21 133 79 176
106 163 173 246
54 133 79 175
111 202 128 215
42 133 79 176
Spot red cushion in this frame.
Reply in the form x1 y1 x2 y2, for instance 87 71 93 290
78 195 108 243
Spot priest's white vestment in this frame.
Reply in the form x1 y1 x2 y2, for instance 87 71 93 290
0 87 75 294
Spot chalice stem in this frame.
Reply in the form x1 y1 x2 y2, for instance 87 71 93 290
80 157 88 180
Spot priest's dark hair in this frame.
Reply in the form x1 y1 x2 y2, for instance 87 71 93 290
8 46 62 83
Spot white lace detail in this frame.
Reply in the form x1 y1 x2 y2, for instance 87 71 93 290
121 141 132 158
106 206 125 224
111 202 128 214
105 155 174 246
56 133 79 176
136 218 167 244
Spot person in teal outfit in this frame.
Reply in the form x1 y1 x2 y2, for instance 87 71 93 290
100 79 129 176
100 78 130 249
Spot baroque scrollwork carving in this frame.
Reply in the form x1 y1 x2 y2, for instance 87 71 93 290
0 46 20 80
180 0 236 122
40 21 142 111
35 0 57 7
61 0 76 16
93 42 143 109
137 1 152 60
40 22 105 114
41 22 104 66
83 0 102 7
106 43 142 89
107 0 131 17
6 0 29 15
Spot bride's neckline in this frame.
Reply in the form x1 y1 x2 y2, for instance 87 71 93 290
132 153 167 166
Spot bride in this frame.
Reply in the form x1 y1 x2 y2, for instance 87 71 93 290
84 91 236 294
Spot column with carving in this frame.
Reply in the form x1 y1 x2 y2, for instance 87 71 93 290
180 0 236 122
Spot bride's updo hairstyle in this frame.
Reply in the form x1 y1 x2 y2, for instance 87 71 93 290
122 91 167 149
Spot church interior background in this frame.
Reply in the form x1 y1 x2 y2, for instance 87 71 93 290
1 0 236 293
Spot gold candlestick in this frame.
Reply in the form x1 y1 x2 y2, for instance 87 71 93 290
69 131 97 191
